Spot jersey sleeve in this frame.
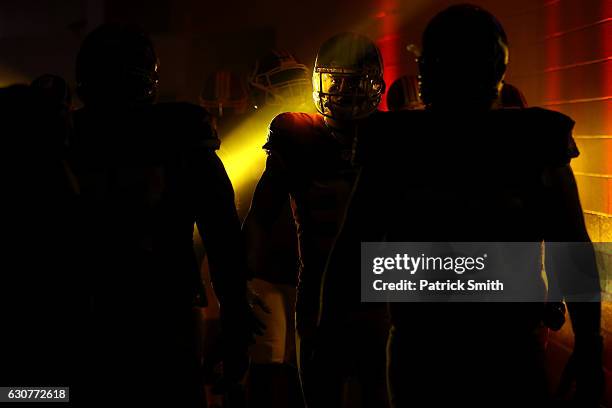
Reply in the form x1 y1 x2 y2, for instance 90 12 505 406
262 112 297 155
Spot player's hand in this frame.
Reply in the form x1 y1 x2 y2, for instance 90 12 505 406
542 302 566 331
222 300 266 343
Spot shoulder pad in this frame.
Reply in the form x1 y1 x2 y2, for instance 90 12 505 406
151 102 220 150
263 112 323 152
522 107 578 166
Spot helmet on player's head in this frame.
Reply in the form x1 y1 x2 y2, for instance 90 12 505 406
248 50 310 109
418 4 508 111
313 32 384 120
76 23 159 108
31 74 72 111
387 75 423 111
200 71 248 118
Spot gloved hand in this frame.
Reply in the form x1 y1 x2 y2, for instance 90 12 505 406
556 334 604 407
542 302 566 331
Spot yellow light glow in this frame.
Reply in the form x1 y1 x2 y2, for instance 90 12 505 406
0 65 29 88
217 103 316 194
216 107 275 192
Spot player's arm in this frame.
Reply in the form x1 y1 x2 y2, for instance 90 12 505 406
242 117 294 277
543 164 600 315
193 149 248 306
168 102 260 381
189 146 266 383
542 164 603 405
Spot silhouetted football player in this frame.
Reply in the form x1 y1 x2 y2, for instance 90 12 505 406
320 5 602 407
0 80 81 395
69 23 261 407
239 50 310 408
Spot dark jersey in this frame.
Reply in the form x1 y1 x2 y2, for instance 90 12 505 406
323 107 603 406
321 107 581 330
264 112 357 267
249 111 369 331
0 85 81 388
71 102 248 303
70 101 249 404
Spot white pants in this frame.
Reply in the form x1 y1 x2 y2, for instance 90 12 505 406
249 278 297 365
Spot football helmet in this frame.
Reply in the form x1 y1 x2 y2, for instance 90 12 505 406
418 4 509 110
386 75 423 111
200 70 249 118
76 23 159 107
248 50 311 109
31 74 72 111
312 32 384 120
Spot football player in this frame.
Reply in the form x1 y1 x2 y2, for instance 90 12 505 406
69 23 261 407
320 5 603 407
243 33 389 407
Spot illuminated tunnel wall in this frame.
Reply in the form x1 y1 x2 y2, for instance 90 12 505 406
490 1 611 402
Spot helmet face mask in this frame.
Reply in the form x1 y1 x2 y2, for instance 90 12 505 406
312 67 384 120
312 33 384 121
120 61 160 103
199 71 249 118
76 23 160 108
250 67 310 107
249 51 311 109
